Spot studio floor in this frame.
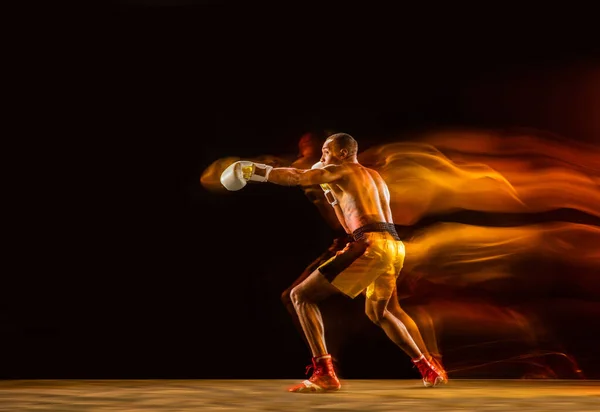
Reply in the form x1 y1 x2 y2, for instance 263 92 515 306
0 379 598 411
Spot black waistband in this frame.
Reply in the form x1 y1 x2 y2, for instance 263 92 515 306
352 222 400 241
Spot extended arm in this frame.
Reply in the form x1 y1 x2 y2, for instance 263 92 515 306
220 160 345 191
267 166 344 187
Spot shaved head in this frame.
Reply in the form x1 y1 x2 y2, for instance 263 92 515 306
326 133 358 157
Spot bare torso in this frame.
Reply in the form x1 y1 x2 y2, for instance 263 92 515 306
327 163 394 233
291 156 345 232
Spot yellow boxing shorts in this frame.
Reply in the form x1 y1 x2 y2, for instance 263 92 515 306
317 222 405 301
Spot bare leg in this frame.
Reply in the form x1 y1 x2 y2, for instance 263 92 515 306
365 291 447 386
386 288 437 358
365 294 422 359
282 238 348 348
290 269 341 357
405 304 442 358
281 266 316 348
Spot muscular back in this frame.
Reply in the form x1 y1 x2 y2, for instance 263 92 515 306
328 163 394 233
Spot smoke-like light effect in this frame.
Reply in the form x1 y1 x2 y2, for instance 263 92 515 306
358 130 600 225
404 221 600 279
201 128 600 379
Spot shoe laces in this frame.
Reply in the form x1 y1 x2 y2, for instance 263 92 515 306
306 358 329 377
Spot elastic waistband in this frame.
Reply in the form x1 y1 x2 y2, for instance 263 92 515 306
352 222 400 241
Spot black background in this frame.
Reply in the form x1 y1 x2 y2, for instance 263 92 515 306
4 1 598 379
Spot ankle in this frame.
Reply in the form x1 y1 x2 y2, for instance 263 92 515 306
412 354 426 363
314 354 332 362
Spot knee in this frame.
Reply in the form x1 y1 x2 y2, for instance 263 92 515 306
289 285 305 307
366 307 386 326
281 288 293 306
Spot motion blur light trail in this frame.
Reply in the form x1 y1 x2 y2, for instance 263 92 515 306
404 221 600 278
358 130 600 225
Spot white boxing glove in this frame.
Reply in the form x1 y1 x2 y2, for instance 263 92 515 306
220 161 273 191
311 161 338 206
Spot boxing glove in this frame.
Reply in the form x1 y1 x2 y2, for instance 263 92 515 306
220 161 273 191
311 162 338 206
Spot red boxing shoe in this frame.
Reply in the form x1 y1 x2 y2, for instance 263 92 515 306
429 355 448 384
288 354 341 393
413 355 445 387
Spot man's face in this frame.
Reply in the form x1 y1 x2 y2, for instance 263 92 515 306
320 138 344 165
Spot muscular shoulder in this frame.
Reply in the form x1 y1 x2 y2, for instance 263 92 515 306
362 165 383 179
361 165 389 189
348 163 380 177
